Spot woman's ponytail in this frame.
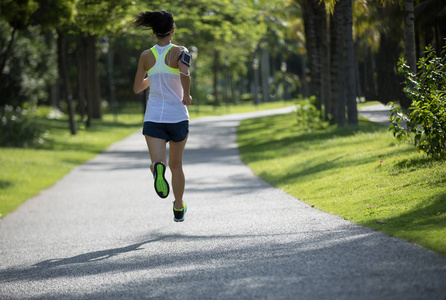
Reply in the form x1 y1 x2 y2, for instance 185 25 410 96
133 10 175 38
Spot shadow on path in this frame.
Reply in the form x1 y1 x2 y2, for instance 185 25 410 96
1 227 445 299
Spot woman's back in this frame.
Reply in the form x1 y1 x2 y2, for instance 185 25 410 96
144 44 189 123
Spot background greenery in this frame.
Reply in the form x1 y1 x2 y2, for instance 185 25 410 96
1 0 445 125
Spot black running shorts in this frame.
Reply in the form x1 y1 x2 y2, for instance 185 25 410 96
142 120 189 142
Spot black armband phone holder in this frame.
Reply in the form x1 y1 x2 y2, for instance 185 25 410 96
178 51 192 67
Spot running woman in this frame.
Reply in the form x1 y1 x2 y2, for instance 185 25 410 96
133 10 192 222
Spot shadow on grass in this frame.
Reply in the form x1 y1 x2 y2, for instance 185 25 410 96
361 191 446 257
394 155 438 169
0 180 13 189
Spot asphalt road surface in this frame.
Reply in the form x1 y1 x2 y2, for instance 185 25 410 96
1 106 445 300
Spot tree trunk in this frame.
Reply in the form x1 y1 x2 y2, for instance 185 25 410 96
301 56 309 98
85 34 102 119
213 50 220 107
404 0 416 74
315 0 330 120
330 0 345 126
76 42 87 123
344 0 358 126
56 28 77 135
0 26 17 82
303 0 321 108
260 47 270 102
44 30 59 108
80 34 93 127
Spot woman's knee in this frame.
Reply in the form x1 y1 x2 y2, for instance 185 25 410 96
169 159 183 171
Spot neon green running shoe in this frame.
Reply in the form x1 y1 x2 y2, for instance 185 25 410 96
173 202 187 222
153 162 169 198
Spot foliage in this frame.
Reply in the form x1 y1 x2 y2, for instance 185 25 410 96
0 104 48 147
0 20 58 107
389 45 446 159
129 0 265 75
30 0 75 29
74 0 133 36
295 97 328 131
1 0 39 29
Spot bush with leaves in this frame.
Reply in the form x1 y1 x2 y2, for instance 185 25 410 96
389 45 446 159
0 104 48 148
295 97 328 131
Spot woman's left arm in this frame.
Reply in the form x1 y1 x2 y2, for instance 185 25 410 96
178 51 192 105
179 61 192 106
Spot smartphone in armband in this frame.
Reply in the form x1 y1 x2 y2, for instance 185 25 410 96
178 51 192 67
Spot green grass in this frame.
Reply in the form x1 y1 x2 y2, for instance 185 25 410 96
237 112 446 257
0 101 292 218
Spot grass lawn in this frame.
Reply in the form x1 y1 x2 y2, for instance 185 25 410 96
237 112 446 258
0 101 292 218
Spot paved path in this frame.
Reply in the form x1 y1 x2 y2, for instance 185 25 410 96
1 106 445 300
358 104 393 126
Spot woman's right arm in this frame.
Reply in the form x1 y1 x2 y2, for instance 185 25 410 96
133 51 151 94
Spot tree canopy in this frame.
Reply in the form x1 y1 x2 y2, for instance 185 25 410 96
1 0 445 130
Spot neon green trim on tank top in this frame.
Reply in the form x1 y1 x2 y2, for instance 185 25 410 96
147 45 181 75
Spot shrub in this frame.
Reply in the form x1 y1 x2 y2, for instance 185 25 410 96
295 96 328 131
389 45 446 159
0 104 48 148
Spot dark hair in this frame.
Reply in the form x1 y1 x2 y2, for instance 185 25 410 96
133 10 175 38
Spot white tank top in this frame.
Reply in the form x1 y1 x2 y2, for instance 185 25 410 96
144 44 189 123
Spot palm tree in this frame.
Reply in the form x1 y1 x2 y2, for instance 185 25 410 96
302 0 322 109
415 0 446 56
330 0 345 126
404 0 417 73
344 0 358 125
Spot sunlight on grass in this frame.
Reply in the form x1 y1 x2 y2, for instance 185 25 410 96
237 112 446 257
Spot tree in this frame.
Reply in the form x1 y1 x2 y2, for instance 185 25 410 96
0 20 57 107
343 0 358 125
74 0 134 121
56 27 76 135
29 0 77 134
296 0 358 126
415 0 446 56
301 0 322 109
329 0 346 126
404 0 416 74
0 0 39 81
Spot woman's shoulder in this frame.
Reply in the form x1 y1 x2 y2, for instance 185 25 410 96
171 44 189 54
140 48 155 58
139 48 156 70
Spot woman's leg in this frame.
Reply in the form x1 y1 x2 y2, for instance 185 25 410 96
169 135 188 209
144 135 167 173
